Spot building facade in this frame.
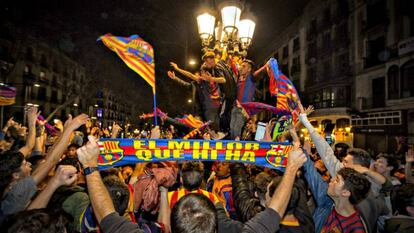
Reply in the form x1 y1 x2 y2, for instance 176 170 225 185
89 88 133 128
351 0 414 152
0 34 90 122
0 23 135 127
256 0 354 147
255 0 414 152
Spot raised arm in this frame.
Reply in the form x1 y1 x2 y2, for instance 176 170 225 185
200 70 226 84
27 165 78 210
167 71 191 87
77 136 114 223
77 136 143 233
405 148 414 184
31 114 88 185
157 186 171 233
19 106 40 157
268 147 306 215
111 122 122 139
253 63 267 77
298 103 342 176
170 62 200 82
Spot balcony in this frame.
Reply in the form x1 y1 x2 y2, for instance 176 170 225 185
352 111 402 127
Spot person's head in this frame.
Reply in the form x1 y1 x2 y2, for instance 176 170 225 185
374 155 399 176
56 157 82 173
3 208 67 233
216 162 230 177
254 172 273 205
121 165 133 182
239 59 254 76
202 51 216 69
342 148 371 168
391 183 414 217
103 175 130 215
171 193 217 233
0 151 32 195
181 162 204 191
66 143 80 158
245 116 257 132
327 168 371 204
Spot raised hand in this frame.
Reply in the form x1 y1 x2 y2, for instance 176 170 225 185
77 136 100 167
64 114 89 131
406 148 414 163
52 165 78 187
286 146 307 171
167 71 176 79
170 62 178 70
303 140 312 155
150 126 160 139
200 71 213 82
304 105 314 116
27 106 41 126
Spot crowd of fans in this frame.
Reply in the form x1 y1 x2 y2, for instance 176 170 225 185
0 51 413 233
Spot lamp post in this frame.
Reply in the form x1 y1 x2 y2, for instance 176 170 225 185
196 0 256 57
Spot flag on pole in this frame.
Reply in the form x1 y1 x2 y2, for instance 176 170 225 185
266 58 301 123
0 85 16 106
99 34 155 93
99 33 158 125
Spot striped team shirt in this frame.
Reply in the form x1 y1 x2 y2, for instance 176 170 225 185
321 208 366 233
237 74 255 103
167 188 219 209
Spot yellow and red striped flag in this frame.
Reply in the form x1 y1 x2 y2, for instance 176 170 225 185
99 34 155 93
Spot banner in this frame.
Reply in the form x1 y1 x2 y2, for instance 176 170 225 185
97 139 293 171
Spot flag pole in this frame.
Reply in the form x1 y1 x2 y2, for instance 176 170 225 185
153 88 158 126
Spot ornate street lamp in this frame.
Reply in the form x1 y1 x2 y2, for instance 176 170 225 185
196 0 256 58
196 11 216 47
238 19 256 49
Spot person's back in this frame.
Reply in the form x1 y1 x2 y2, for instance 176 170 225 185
168 162 219 209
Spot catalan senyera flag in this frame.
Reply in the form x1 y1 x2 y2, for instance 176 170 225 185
266 58 301 123
0 85 16 106
98 34 155 93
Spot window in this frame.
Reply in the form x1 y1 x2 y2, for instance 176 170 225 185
291 57 301 75
53 60 59 73
322 33 331 50
26 47 34 61
37 87 47 101
365 36 385 68
387 65 399 99
401 60 414 98
282 45 288 58
96 109 103 118
51 90 58 103
293 37 300 52
40 54 48 68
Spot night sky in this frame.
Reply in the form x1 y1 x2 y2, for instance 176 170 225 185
0 0 309 117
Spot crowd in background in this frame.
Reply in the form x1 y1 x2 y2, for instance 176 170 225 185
0 51 413 233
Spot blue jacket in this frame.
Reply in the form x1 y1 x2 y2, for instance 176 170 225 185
302 151 333 233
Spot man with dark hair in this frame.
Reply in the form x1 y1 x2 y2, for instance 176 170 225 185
300 111 393 194
344 149 372 168
168 161 219 209
66 143 80 159
171 193 217 233
374 155 400 185
302 149 371 232
2 208 67 233
384 183 414 232
0 113 88 218
202 51 238 135
299 105 390 232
